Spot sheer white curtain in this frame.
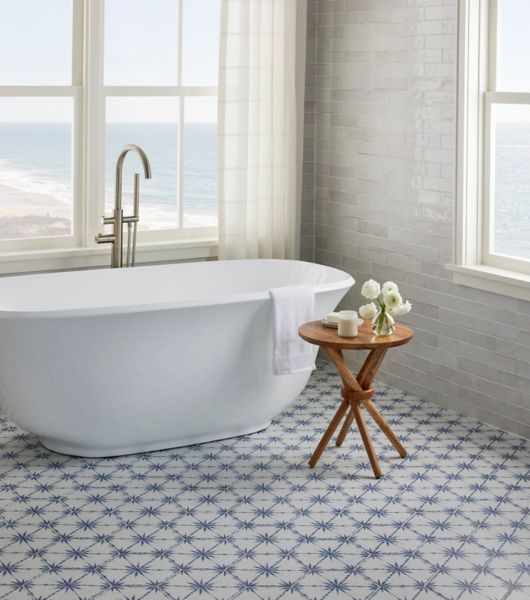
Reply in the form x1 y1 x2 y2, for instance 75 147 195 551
218 0 307 260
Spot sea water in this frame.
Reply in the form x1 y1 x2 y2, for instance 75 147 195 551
0 122 217 233
494 122 530 260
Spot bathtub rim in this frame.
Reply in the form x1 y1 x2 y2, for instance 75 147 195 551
0 259 354 319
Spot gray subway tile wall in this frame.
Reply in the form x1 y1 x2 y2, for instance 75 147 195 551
303 0 530 437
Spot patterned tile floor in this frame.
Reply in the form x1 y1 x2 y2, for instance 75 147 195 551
1 362 530 600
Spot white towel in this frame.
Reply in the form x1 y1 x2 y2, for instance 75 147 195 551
269 285 316 376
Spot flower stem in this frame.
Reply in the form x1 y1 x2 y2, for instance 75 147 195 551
377 303 385 335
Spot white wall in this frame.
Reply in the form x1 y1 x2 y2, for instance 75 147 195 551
307 0 530 437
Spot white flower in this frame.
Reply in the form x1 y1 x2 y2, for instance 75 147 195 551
383 291 403 309
361 279 381 300
390 300 412 316
382 281 399 295
359 302 377 319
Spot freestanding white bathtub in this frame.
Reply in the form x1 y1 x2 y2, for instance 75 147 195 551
0 259 353 457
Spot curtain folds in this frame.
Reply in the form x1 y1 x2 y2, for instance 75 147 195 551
218 0 307 260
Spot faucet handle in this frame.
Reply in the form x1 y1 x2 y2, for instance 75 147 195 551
102 216 115 225
95 233 115 244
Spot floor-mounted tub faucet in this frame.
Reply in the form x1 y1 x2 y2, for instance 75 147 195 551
96 144 152 268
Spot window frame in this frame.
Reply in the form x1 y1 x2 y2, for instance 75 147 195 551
450 0 530 301
0 0 218 272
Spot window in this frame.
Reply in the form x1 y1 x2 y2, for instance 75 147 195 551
484 0 530 273
0 0 220 265
0 0 77 251
453 0 530 300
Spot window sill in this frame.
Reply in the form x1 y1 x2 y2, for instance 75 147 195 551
0 238 218 276
446 263 530 302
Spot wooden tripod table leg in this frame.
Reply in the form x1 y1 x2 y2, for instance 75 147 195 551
335 409 354 447
350 399 382 479
362 398 407 458
308 398 349 467
357 348 387 388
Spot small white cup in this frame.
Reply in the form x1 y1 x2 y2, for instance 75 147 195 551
338 310 359 338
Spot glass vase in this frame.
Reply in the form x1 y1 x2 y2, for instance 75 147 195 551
371 308 395 336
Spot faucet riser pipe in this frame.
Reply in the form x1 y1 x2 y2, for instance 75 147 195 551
112 208 123 268
96 145 152 269
131 173 140 267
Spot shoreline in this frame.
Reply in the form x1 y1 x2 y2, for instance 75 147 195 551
0 183 71 239
0 182 217 239
0 183 71 219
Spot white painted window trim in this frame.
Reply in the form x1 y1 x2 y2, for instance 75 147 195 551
0 0 219 275
449 0 530 301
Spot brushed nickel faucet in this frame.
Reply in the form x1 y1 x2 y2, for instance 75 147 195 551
96 144 152 268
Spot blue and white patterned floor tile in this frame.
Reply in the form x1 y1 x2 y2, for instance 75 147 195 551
1 361 529 600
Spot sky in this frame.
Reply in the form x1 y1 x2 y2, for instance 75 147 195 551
2 0 530 124
498 0 530 92
494 0 530 122
0 0 220 123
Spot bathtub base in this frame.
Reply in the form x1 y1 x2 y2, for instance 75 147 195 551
38 420 273 458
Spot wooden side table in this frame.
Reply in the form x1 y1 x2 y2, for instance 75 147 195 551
299 320 414 478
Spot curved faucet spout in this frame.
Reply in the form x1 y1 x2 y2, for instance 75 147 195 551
116 144 152 181
115 145 152 213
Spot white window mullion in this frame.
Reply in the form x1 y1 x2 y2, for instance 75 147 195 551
103 85 216 97
71 0 84 247
72 0 84 87
178 101 185 230
177 0 184 229
72 86 84 247
486 91 530 104
0 86 77 96
455 0 488 267
83 0 105 248
482 93 494 269
487 0 498 91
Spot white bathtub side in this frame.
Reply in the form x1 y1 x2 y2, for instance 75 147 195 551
0 261 352 456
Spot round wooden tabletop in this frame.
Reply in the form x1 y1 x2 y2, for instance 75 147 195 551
299 320 414 350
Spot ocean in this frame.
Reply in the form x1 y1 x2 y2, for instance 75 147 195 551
495 122 530 260
0 122 529 260
0 122 217 236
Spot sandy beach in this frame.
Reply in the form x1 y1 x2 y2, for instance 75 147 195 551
0 182 217 239
0 183 71 239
